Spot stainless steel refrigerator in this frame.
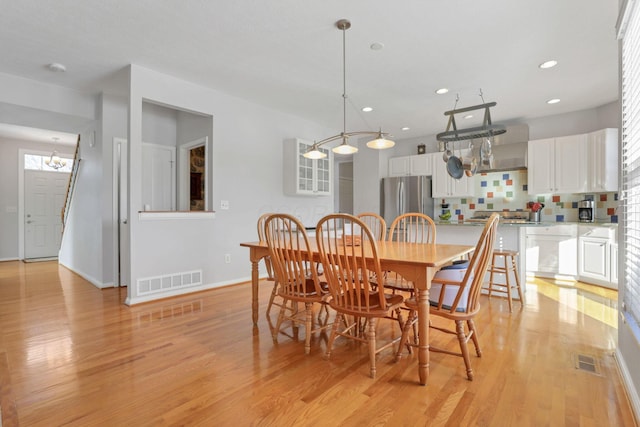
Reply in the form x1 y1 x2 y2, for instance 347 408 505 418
380 176 434 226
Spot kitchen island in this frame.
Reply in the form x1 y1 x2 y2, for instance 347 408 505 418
435 220 530 301
435 220 620 295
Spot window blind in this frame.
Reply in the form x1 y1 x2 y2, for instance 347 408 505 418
621 0 640 333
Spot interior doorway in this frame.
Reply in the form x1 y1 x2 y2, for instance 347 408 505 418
113 138 129 287
23 169 69 259
337 161 353 214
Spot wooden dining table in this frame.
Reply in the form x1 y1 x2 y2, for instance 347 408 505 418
240 239 474 385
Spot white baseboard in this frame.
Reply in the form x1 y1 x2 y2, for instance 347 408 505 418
615 348 640 424
0 257 19 262
58 260 110 289
124 276 254 306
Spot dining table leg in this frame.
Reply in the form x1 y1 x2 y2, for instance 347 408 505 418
416 285 430 385
250 248 261 325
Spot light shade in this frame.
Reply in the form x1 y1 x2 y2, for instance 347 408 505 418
366 132 395 149
332 141 358 155
303 145 328 159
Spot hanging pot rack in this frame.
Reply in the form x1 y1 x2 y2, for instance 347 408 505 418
436 101 506 143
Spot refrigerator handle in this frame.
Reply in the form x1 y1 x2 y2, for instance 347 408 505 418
420 176 424 216
398 180 404 215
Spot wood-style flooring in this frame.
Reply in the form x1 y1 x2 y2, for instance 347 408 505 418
0 261 636 426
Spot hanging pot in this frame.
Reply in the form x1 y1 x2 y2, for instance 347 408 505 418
462 140 478 177
442 142 453 162
462 155 478 177
446 155 464 179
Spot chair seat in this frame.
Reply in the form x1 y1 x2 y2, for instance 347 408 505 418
430 269 473 312
378 275 414 291
329 291 403 316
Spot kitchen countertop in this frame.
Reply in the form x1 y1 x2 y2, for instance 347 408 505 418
435 220 618 227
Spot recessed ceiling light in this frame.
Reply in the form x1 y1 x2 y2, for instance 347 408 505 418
435 88 449 95
370 42 384 51
401 127 410 131
539 60 558 69
362 107 373 112
547 98 561 104
463 114 474 119
47 63 66 72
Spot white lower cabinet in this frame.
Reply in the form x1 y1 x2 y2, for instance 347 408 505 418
525 225 578 278
610 243 618 285
578 237 609 282
577 225 617 289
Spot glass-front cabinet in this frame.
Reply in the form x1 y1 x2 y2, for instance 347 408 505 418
283 138 333 196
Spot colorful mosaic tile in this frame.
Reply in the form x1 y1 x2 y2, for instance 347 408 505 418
434 170 619 223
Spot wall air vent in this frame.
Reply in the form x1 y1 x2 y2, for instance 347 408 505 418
137 270 203 296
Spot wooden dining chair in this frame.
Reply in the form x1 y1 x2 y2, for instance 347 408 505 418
257 213 284 317
264 213 331 354
316 213 404 379
395 213 500 381
356 212 387 241
383 212 437 295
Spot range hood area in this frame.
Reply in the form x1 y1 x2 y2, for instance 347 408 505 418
470 124 529 172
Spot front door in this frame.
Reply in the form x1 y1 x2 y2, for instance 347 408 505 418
24 170 69 259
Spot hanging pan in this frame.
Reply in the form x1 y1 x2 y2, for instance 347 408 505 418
446 141 464 179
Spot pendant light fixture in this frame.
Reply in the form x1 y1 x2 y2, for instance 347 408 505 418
45 137 67 170
303 19 395 159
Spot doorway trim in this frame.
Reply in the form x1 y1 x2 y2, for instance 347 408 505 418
112 137 128 287
178 137 209 211
18 148 73 260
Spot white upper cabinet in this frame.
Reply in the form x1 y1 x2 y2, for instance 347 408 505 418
431 151 475 198
410 154 433 176
588 128 618 193
528 134 588 194
283 138 333 196
555 134 588 193
388 156 411 176
388 154 433 176
527 138 555 194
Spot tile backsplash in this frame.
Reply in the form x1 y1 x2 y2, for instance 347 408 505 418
439 170 619 223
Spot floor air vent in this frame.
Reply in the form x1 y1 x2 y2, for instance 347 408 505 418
573 353 601 375
137 270 202 296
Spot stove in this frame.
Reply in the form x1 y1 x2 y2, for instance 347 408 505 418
466 210 532 224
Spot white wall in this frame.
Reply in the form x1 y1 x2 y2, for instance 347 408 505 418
124 65 335 304
58 124 103 286
142 102 179 147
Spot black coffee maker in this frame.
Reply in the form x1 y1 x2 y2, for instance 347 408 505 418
578 200 595 222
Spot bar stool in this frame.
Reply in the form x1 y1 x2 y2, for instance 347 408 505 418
486 250 524 312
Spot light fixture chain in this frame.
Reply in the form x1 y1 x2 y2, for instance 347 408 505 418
342 22 347 138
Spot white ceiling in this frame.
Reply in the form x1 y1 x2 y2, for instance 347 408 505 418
0 0 620 143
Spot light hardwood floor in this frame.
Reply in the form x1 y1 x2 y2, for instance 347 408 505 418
0 261 636 426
